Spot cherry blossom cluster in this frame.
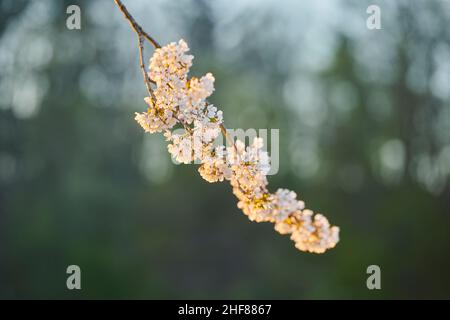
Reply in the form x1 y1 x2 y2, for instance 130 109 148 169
135 39 339 253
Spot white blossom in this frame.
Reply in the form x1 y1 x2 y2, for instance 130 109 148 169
166 132 193 164
134 97 177 133
270 189 305 222
188 73 215 105
198 146 233 183
290 211 340 254
227 138 272 222
149 39 192 87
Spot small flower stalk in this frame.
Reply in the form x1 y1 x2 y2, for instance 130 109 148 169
133 39 340 254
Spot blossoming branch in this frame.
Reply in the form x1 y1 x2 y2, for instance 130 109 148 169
114 0 340 253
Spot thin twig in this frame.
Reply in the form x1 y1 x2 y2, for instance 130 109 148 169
114 0 157 98
220 124 234 147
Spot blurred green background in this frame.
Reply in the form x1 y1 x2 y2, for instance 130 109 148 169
1 0 449 299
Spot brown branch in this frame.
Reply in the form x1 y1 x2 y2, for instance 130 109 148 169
114 0 157 98
113 0 160 49
137 35 157 101
220 123 234 147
